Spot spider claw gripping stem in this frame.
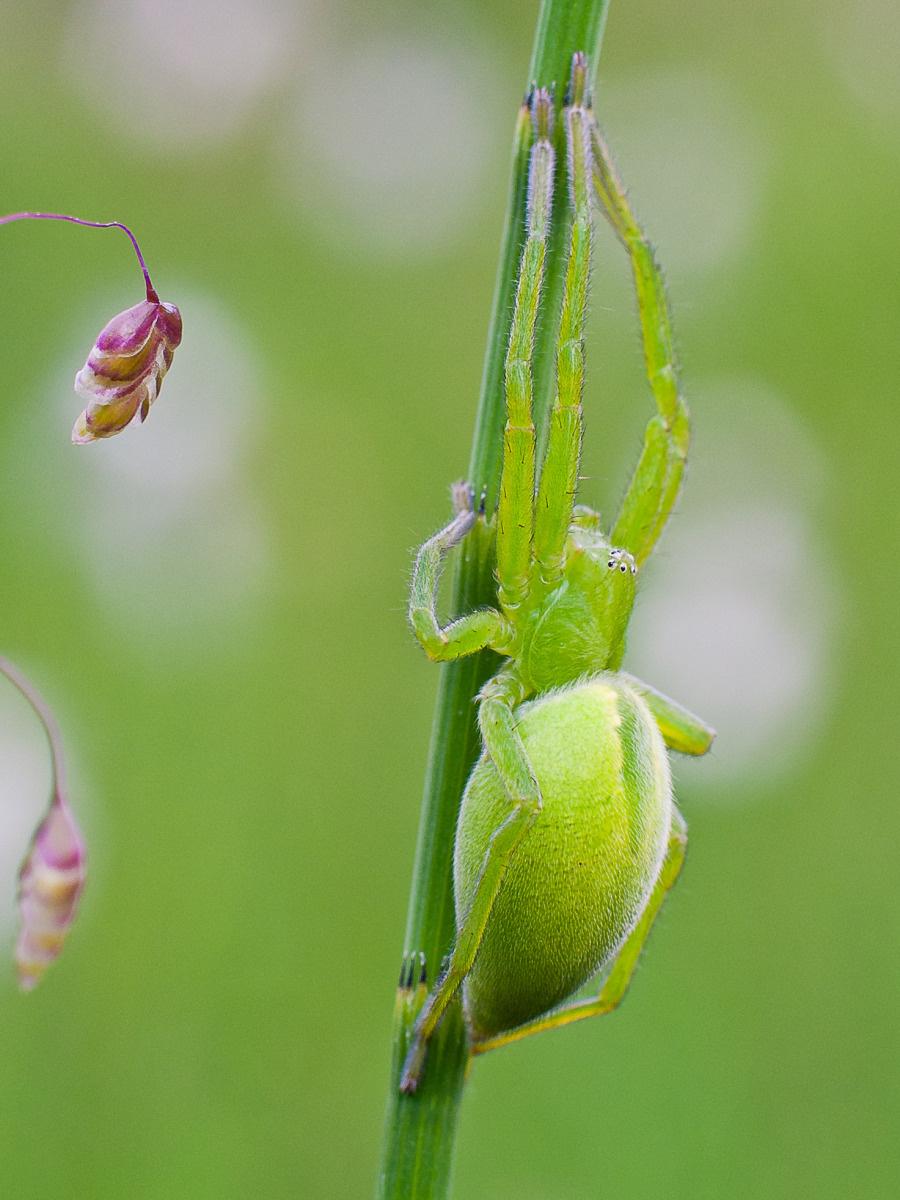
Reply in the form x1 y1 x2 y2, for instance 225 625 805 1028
397 955 411 991
398 950 426 993
449 480 476 517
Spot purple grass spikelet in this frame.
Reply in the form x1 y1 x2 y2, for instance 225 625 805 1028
0 658 86 990
72 297 182 443
16 794 86 991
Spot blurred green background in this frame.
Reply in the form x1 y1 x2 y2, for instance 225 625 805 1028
1 0 898 1196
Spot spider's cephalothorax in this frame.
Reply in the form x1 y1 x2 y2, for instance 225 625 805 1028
515 522 637 694
400 54 714 1092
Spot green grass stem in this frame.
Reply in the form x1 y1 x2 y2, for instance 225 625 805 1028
376 4 611 1195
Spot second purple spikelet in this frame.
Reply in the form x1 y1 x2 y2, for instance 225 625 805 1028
16 795 86 990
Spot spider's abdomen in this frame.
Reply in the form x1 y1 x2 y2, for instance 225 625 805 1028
454 677 671 1041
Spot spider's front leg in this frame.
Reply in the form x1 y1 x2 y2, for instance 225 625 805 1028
400 668 541 1092
495 86 554 611
589 124 690 567
409 482 511 661
532 53 594 587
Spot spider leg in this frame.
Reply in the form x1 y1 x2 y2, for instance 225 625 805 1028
571 503 603 531
471 807 687 1056
495 89 555 613
533 54 594 587
588 123 690 567
621 673 715 756
400 668 541 1092
409 482 511 661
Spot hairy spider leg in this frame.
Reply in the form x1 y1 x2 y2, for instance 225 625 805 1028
408 483 511 661
495 89 555 613
533 52 594 588
471 808 688 1054
399 667 541 1092
621 674 715 757
401 63 598 1093
589 124 691 568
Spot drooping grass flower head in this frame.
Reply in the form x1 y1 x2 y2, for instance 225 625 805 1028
16 794 86 990
72 296 182 443
0 211 181 442
0 658 85 990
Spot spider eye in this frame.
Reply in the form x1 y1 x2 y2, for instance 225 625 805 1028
619 563 627 573
607 560 615 569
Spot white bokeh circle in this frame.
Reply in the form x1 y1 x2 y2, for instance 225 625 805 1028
823 0 900 132
599 68 770 276
276 35 501 257
63 0 313 151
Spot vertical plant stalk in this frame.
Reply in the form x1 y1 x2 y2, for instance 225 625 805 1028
377 3 611 1197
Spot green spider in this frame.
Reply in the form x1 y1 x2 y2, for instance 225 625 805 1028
400 54 715 1093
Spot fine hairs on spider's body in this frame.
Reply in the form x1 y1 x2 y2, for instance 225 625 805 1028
400 53 714 1093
